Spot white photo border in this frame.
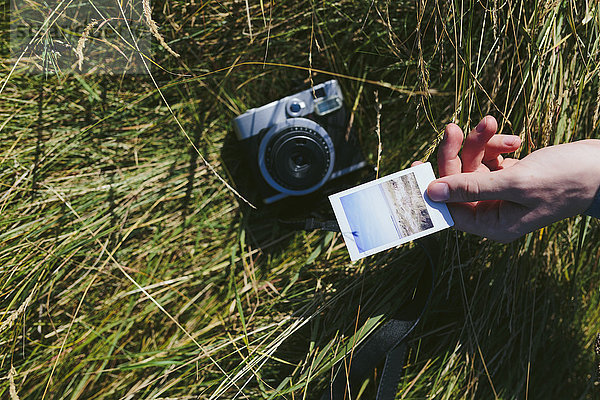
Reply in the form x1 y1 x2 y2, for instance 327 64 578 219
329 162 454 261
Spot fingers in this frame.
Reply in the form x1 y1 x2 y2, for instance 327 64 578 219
483 155 503 171
482 135 521 162
460 116 498 172
411 161 424 167
438 123 464 176
484 154 521 171
438 117 518 175
427 168 520 203
497 158 519 169
429 116 521 203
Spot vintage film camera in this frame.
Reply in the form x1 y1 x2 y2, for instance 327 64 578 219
233 80 367 204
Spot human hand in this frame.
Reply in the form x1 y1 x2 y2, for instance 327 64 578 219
417 116 600 242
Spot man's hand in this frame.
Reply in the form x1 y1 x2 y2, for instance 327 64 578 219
417 115 600 243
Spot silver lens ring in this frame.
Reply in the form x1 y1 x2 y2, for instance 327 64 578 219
258 118 335 196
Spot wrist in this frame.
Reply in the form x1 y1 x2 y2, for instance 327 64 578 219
585 187 600 218
581 139 600 217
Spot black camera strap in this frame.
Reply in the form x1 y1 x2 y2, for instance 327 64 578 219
283 218 436 400
279 217 343 232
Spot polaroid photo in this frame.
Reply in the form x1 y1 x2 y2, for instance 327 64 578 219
329 162 454 261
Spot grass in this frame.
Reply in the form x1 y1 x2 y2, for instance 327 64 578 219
1 0 600 399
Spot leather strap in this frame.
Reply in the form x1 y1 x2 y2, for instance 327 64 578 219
377 343 408 400
320 237 437 400
279 217 340 232
280 217 437 399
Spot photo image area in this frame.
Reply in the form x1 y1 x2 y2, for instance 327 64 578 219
339 172 433 253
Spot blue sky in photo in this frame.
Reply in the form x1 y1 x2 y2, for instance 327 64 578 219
339 185 399 253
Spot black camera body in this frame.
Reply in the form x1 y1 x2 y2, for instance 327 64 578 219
232 80 366 204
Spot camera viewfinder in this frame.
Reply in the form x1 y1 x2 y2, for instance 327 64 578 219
314 97 342 116
314 87 326 98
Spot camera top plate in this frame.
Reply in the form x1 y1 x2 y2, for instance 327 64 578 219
232 80 343 141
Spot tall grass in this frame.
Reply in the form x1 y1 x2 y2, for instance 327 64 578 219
1 0 600 399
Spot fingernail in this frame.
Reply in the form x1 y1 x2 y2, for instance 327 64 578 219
428 182 450 202
503 136 520 146
476 119 486 132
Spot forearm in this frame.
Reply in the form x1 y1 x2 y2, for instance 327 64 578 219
581 139 600 219
585 187 600 218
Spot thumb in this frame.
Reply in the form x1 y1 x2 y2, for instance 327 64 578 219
427 170 517 203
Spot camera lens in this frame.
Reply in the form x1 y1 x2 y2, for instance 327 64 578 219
265 126 331 191
259 118 335 196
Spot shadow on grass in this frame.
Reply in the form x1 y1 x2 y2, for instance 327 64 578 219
250 231 596 399
220 128 373 259
407 238 595 399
